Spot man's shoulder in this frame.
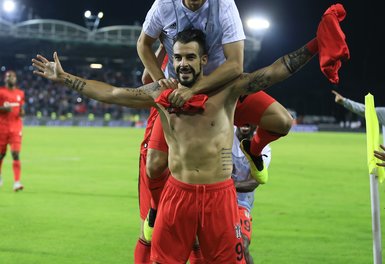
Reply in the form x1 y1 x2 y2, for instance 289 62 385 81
153 0 175 9
218 0 237 8
16 88 24 94
0 87 7 95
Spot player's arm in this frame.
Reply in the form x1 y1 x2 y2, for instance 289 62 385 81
137 32 165 82
234 176 259 193
142 42 167 84
232 40 316 96
0 104 11 112
137 32 175 89
20 106 25 117
32 52 159 108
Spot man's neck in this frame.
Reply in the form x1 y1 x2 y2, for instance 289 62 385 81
6 84 15 90
183 0 206 12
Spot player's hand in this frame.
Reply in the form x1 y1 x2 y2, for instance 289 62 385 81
32 52 65 83
331 90 344 104
2 102 11 112
168 84 194 107
374 144 385 167
158 78 178 89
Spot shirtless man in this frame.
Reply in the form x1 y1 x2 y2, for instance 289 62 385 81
32 28 316 263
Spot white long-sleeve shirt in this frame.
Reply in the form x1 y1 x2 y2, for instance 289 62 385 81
341 98 385 126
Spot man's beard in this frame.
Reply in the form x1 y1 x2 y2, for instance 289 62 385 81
176 65 201 87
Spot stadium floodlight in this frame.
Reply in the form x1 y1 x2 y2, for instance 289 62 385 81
246 17 270 31
84 10 91 18
3 0 16 13
84 10 104 31
3 0 15 12
90 63 103 69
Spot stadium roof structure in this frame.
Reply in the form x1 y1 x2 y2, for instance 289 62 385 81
0 18 262 68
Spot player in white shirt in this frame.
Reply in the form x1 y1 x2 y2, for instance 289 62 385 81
232 125 272 264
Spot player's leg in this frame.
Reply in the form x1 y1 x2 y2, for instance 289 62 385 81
0 139 6 186
238 206 253 264
188 237 205 264
235 92 292 183
151 177 197 264
146 148 169 208
144 115 170 241
197 179 246 264
134 153 152 264
10 132 23 191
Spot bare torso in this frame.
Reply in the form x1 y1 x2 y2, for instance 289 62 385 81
157 86 238 184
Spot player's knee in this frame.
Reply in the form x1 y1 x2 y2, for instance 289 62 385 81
11 152 20 160
146 150 168 179
276 110 293 135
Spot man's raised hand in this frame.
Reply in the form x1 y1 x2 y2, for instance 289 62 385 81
32 52 65 83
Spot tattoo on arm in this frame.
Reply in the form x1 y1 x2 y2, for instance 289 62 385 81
125 82 161 97
221 148 233 171
64 75 86 92
282 46 312 74
239 71 271 94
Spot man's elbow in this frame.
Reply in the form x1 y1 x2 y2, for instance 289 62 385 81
229 60 243 76
137 37 144 54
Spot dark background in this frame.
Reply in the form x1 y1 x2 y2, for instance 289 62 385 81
6 0 385 117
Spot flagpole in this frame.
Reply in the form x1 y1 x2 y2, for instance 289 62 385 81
369 172 382 264
365 94 383 264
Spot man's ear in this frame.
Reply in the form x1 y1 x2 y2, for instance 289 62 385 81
201 54 208 65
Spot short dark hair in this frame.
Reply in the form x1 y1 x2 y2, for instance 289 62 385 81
173 28 207 55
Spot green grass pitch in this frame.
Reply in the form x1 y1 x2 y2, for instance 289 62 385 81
0 127 384 263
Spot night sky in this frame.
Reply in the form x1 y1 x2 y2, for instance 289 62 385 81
15 0 385 114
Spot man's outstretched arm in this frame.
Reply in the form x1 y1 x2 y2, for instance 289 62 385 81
32 52 160 109
233 40 316 96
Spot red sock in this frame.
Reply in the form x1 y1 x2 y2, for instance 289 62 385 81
250 128 283 156
13 160 21 182
148 169 169 210
134 239 151 264
189 246 205 264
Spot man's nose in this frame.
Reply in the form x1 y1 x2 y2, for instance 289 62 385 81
180 57 188 66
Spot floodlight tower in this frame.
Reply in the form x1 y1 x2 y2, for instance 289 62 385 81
84 10 104 31
1 0 16 21
1 0 33 22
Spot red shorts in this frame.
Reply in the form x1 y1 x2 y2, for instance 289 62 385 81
238 206 253 242
148 114 168 152
234 91 276 126
0 130 22 153
151 177 246 264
